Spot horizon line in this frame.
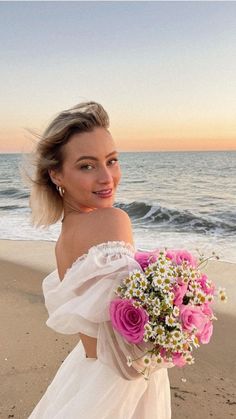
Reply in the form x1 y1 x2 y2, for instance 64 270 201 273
1 149 236 155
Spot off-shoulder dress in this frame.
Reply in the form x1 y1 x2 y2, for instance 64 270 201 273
28 241 172 419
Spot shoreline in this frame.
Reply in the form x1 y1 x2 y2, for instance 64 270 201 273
0 239 235 418
1 237 236 264
1 235 236 266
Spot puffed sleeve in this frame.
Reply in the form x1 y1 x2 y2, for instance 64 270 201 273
42 241 173 380
42 241 137 337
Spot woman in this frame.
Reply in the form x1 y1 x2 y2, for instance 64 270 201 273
28 101 172 418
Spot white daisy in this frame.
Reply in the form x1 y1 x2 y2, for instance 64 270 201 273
182 277 189 285
140 278 148 289
153 306 160 316
175 343 183 351
142 355 152 367
185 354 195 365
166 315 178 327
206 294 214 303
192 336 200 348
124 289 134 298
124 277 131 285
154 325 165 335
133 288 144 298
152 277 164 287
154 354 163 364
144 323 153 332
218 287 227 302
172 306 180 317
115 285 123 294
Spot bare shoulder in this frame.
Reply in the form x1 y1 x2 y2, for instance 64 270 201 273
83 207 134 246
94 207 131 223
56 208 134 278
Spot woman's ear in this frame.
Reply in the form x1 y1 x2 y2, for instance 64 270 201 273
48 169 62 187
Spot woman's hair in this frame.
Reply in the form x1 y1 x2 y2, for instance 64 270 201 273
27 101 110 227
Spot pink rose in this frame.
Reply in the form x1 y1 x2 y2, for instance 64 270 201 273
175 250 197 267
197 321 213 344
201 303 213 317
198 274 216 295
166 249 197 267
134 250 159 270
172 352 186 367
165 250 176 262
109 298 149 344
179 305 207 333
173 284 188 306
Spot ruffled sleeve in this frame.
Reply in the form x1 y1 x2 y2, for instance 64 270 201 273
42 241 173 380
42 241 136 337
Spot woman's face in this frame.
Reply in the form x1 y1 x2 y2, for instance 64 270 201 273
52 127 121 212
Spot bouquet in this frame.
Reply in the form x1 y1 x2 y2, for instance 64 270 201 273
109 248 227 380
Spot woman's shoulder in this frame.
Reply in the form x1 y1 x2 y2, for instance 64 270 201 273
56 207 134 280
79 207 133 245
58 207 133 263
91 206 131 225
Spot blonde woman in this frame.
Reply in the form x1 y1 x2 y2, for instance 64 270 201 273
28 102 172 418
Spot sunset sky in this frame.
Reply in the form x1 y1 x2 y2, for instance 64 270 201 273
0 1 235 153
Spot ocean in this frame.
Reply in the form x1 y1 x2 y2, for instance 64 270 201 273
0 151 235 263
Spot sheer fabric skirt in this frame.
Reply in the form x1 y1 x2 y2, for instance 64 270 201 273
28 340 171 419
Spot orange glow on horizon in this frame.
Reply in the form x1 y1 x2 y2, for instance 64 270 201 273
116 136 236 152
0 127 235 153
1 137 235 153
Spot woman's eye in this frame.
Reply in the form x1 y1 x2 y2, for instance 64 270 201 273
108 158 118 165
79 158 118 170
80 164 93 170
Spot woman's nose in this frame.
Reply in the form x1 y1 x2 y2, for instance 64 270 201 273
98 165 113 183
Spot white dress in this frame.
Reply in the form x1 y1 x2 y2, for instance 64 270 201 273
28 241 172 419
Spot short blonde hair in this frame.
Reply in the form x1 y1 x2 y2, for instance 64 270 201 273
28 101 110 227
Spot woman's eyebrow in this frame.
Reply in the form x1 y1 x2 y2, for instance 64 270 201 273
75 151 118 163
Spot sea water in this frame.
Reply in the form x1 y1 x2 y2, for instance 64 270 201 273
0 151 235 263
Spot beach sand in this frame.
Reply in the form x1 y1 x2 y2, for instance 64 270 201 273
0 239 235 419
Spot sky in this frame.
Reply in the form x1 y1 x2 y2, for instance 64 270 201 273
0 1 236 153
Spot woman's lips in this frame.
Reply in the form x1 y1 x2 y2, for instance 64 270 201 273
93 188 113 198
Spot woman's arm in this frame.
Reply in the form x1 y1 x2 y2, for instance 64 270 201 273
74 207 134 359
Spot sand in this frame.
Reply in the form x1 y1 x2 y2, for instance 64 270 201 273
0 239 235 419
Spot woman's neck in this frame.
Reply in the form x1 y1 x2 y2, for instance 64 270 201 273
62 199 94 222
